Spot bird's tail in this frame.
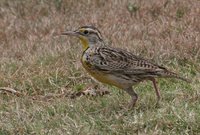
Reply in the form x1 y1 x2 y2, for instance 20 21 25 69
158 70 191 83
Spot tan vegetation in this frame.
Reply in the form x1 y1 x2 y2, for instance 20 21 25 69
0 0 199 134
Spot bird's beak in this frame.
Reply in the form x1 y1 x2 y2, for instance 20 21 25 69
61 31 78 36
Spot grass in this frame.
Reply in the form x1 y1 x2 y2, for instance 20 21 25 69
0 0 200 134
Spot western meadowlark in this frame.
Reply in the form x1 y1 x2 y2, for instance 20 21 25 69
62 25 190 107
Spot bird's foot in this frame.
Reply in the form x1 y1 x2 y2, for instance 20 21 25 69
155 97 162 108
127 96 138 109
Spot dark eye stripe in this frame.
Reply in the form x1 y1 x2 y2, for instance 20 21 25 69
89 30 103 41
79 28 103 41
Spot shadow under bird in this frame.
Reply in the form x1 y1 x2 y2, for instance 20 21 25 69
62 26 190 108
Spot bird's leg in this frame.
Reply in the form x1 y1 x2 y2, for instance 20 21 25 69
124 87 138 108
150 78 161 103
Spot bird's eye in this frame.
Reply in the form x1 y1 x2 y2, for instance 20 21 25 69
83 30 89 35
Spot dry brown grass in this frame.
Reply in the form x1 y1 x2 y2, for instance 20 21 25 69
0 0 199 134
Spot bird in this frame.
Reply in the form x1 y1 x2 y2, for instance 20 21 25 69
62 25 190 107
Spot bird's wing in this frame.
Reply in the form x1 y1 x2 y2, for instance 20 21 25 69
90 46 166 75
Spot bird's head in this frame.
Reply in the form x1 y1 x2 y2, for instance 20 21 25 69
62 26 104 50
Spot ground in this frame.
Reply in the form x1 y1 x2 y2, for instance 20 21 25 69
0 0 199 134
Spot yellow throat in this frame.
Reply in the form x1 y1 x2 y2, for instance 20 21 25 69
80 37 89 51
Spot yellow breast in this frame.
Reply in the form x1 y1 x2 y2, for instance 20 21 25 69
81 56 125 89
